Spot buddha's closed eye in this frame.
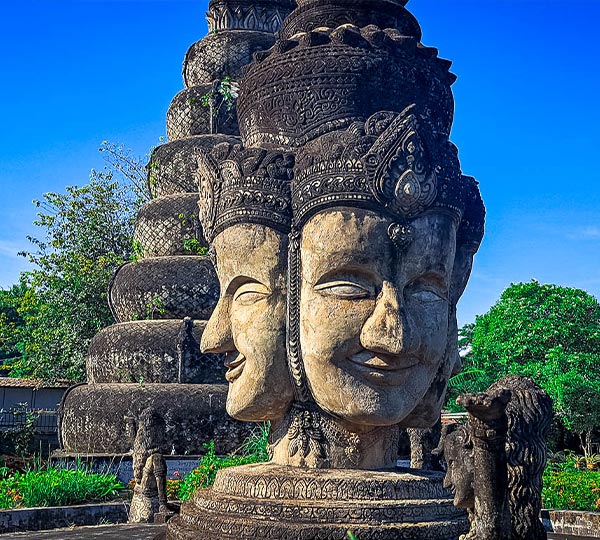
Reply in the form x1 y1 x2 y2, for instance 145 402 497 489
233 282 271 306
410 289 446 303
314 280 374 300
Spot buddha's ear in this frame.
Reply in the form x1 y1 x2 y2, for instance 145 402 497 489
450 242 475 307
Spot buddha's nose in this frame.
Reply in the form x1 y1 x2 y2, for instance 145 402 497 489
360 281 420 355
201 298 235 354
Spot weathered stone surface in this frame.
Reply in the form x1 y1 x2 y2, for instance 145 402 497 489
202 224 294 422
166 464 469 540
298 210 456 427
439 376 553 540
108 257 219 323
238 25 455 149
183 31 276 87
86 320 225 385
195 146 296 422
133 194 207 258
206 0 295 33
280 0 421 40
147 135 240 198
129 409 168 523
164 0 491 535
59 384 251 455
166 86 238 141
408 421 443 471
542 510 600 538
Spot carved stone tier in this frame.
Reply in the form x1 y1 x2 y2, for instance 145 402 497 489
60 384 252 455
207 0 295 33
167 85 239 141
108 256 219 323
147 135 240 198
86 320 225 385
166 464 469 539
133 194 206 258
183 31 276 88
279 0 421 41
238 24 455 149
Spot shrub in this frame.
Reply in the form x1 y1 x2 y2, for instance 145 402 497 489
177 425 269 502
0 465 124 509
542 469 600 512
543 453 600 511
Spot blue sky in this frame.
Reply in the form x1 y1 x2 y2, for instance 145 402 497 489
0 0 599 327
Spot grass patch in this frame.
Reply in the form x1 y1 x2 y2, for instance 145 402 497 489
0 465 123 509
171 424 269 502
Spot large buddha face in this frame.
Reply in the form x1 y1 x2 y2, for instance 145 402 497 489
201 223 294 422
299 207 457 427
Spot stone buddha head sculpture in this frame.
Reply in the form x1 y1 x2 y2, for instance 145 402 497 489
286 106 484 440
197 144 296 422
439 424 475 509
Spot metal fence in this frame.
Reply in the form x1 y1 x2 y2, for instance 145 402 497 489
0 409 58 435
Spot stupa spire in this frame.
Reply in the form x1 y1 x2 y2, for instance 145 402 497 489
207 0 296 33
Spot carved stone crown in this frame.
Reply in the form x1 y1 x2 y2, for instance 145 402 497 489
292 106 474 230
207 0 296 33
196 143 295 243
238 23 456 149
279 0 421 40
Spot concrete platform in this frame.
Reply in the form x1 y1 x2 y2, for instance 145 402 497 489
0 524 164 539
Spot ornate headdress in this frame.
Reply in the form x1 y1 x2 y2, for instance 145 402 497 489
292 105 469 231
238 23 456 149
196 144 295 244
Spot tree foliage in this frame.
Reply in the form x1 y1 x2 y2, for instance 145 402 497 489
0 143 150 382
449 281 600 452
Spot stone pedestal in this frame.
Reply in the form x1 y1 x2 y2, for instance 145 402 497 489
166 464 469 539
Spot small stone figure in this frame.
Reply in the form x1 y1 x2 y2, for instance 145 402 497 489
490 376 552 540
128 408 169 523
458 388 511 540
438 376 552 540
408 419 443 470
439 424 475 538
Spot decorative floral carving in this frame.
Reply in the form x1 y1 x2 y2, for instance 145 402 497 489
286 408 327 461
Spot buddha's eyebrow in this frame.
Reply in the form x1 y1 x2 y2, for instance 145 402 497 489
224 275 269 295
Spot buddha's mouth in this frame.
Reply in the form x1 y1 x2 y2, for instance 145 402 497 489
347 350 419 385
224 352 246 383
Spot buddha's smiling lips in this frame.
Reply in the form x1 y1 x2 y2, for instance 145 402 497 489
224 352 246 383
347 350 419 385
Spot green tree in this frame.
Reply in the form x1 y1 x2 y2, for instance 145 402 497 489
449 281 600 452
0 281 29 367
0 143 150 382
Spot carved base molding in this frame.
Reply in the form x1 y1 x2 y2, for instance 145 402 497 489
166 463 469 539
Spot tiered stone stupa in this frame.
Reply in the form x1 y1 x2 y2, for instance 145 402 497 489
165 0 486 538
58 0 294 459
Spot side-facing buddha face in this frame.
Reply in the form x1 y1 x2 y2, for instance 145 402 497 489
299 207 457 427
201 223 295 421
442 427 475 508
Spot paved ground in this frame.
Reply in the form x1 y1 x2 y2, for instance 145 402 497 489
548 533 598 540
0 525 594 540
1 524 165 539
